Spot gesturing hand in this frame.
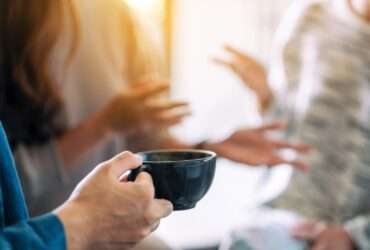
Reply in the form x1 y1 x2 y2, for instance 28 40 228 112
214 45 273 110
55 151 173 250
205 122 311 171
99 80 190 135
291 221 356 250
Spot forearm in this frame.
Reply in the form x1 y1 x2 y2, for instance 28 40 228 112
0 214 66 250
56 111 112 169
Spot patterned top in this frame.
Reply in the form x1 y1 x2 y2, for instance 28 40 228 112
268 0 370 248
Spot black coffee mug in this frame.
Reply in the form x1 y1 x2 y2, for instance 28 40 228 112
128 150 217 210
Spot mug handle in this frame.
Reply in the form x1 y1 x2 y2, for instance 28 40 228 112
128 164 152 182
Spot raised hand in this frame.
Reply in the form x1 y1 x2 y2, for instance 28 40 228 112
55 151 173 250
205 122 311 171
99 80 190 135
214 45 273 111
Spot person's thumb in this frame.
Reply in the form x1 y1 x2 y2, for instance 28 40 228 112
106 151 142 179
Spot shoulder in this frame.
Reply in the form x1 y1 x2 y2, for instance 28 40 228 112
276 0 327 44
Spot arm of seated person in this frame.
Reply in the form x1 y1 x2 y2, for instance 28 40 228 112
0 214 65 250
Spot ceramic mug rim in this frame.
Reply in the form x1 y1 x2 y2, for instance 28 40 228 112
138 149 217 165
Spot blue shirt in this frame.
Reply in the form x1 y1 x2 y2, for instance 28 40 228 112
0 124 66 249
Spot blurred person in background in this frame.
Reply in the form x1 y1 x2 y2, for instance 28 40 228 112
233 0 293 66
216 0 370 249
1 0 189 218
1 1 174 249
1 0 310 221
214 0 292 114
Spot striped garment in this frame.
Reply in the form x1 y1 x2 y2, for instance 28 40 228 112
266 0 370 248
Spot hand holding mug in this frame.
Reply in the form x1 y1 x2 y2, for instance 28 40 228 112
55 151 173 250
129 150 217 210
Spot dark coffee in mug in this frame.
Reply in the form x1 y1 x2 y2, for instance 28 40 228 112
128 150 217 210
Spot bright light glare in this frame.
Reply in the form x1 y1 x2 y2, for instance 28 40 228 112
125 0 165 23
125 0 159 12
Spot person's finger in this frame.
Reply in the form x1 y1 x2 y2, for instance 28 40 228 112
224 45 253 62
152 110 192 126
154 117 185 128
119 174 129 182
135 172 155 198
135 172 154 186
267 155 310 172
135 82 170 99
311 241 328 250
271 140 312 153
213 57 246 77
143 201 173 228
212 57 233 67
107 151 142 179
254 122 286 133
149 199 174 220
289 160 310 172
150 221 161 232
146 100 189 113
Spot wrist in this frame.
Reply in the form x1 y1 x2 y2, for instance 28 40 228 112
54 201 92 250
257 88 274 112
200 142 220 153
194 141 209 150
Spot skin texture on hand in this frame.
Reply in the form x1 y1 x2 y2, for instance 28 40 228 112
291 221 357 250
204 122 311 172
214 45 273 112
55 151 173 250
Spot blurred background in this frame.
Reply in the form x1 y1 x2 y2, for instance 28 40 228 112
125 1 294 249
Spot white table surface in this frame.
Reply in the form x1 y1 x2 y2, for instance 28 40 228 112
156 159 293 249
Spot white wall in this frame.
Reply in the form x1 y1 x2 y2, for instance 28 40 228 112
158 1 295 248
170 0 293 143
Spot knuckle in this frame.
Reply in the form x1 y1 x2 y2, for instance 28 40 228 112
136 184 154 202
162 200 174 213
98 161 113 172
115 151 134 161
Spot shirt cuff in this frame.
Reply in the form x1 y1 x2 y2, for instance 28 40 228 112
345 217 370 250
28 214 66 250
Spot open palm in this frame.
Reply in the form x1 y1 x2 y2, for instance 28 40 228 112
206 122 311 171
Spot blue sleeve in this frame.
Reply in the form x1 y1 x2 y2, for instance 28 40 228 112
0 214 66 250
